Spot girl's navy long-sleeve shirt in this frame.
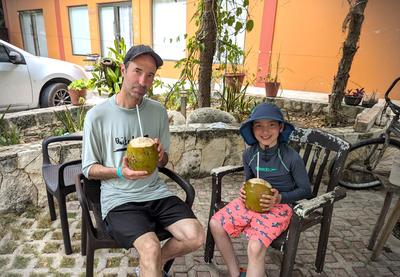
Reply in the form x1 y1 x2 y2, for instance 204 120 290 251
242 143 311 204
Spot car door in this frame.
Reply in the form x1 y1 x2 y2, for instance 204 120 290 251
0 43 32 111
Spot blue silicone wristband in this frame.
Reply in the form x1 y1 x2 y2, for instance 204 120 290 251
116 166 123 178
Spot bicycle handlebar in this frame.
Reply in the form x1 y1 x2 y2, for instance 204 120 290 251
384 77 400 116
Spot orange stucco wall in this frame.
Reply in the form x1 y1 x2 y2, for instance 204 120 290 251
3 0 61 59
3 0 399 99
270 0 400 98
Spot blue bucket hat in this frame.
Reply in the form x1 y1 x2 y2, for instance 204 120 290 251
239 103 295 145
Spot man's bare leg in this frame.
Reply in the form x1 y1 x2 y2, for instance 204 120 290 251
134 232 162 276
161 218 204 266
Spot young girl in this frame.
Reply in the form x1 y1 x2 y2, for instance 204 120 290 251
209 102 311 277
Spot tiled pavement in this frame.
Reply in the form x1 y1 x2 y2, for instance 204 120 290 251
1 174 400 277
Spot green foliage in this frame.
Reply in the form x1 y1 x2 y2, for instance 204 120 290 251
168 0 253 108
67 78 89 90
215 0 253 73
88 38 126 97
0 106 20 146
265 53 281 83
216 79 258 122
54 105 87 134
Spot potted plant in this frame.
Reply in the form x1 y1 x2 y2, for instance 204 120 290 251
344 87 365 106
361 90 378 108
223 49 246 92
264 53 281 97
67 78 89 105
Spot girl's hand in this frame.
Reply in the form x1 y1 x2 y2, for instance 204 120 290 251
239 184 246 203
259 188 281 212
121 156 149 179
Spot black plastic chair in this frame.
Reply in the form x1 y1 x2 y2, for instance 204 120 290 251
42 135 82 255
204 128 350 277
75 167 196 277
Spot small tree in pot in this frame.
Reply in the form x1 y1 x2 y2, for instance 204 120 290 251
264 53 281 97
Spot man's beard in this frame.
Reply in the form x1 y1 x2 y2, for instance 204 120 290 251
130 84 147 95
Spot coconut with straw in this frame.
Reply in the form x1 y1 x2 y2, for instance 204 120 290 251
126 105 159 174
244 152 273 212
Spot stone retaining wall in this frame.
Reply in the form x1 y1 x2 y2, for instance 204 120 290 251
4 97 366 143
0 124 244 213
0 98 381 213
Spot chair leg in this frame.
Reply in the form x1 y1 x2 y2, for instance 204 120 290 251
371 198 400 261
368 191 393 250
46 190 57 221
280 216 301 277
163 258 174 273
315 205 334 273
81 210 87 256
86 245 95 277
204 223 215 263
58 195 72 255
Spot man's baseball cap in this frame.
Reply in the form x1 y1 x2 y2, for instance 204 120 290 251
123 45 163 68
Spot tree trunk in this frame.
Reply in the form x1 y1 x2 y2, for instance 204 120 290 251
328 0 368 125
197 0 217 108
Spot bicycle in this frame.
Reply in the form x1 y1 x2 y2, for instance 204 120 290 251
339 77 400 189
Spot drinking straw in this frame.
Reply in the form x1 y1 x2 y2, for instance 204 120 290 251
136 104 144 137
257 152 260 179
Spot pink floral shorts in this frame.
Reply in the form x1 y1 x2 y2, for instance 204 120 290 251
212 198 293 247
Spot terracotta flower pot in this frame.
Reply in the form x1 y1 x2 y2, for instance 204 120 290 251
264 81 280 97
68 89 87 105
224 72 245 91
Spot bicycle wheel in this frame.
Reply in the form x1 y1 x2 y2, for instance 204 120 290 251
339 137 400 189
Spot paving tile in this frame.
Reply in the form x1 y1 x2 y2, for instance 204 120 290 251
0 176 400 276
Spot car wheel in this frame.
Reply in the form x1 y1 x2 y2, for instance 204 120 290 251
40 83 71 107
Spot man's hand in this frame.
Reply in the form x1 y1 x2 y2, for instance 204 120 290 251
153 138 168 167
121 156 149 179
153 138 165 162
259 188 281 212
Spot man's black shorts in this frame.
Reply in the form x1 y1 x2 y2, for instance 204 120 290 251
104 196 197 249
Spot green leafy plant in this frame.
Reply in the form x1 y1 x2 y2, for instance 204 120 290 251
68 79 90 90
0 106 20 146
215 0 254 74
363 90 378 103
54 105 87 134
216 78 257 122
88 38 126 97
168 0 253 108
264 53 281 83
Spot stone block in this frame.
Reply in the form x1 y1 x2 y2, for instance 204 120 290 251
186 107 237 124
353 102 385 132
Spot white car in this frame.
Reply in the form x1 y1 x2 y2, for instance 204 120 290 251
0 39 88 112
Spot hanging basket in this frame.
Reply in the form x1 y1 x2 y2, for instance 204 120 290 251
344 95 362 106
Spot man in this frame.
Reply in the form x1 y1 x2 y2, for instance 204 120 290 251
82 45 204 276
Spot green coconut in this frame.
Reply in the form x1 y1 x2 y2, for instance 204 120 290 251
244 178 273 212
126 137 158 174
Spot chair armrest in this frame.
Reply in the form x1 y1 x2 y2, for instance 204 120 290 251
211 165 244 179
58 159 82 185
293 187 346 218
159 167 195 208
42 135 83 164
